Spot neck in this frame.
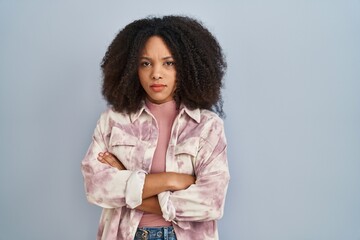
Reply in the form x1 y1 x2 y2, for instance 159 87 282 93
145 99 178 123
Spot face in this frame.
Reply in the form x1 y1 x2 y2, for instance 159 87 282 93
138 36 176 104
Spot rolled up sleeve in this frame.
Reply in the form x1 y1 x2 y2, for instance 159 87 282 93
125 170 147 208
158 191 176 221
159 119 230 223
81 115 146 209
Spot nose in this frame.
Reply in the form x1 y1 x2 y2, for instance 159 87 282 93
151 64 162 80
152 75 162 80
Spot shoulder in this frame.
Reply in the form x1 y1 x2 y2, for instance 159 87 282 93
97 108 132 131
198 109 224 129
196 109 226 146
98 107 127 122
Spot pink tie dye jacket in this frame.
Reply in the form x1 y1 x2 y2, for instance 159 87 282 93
81 103 230 240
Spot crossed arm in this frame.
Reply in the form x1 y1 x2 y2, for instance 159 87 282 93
97 152 195 215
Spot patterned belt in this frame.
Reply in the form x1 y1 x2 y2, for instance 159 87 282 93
135 226 176 240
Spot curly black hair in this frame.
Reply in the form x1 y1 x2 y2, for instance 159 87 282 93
101 15 227 117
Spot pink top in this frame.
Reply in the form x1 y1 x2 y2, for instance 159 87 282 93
138 99 178 227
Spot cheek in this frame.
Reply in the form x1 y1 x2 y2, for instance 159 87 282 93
172 73 177 89
138 71 147 86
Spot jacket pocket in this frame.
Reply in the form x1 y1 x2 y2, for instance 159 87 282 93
174 137 199 175
109 127 139 169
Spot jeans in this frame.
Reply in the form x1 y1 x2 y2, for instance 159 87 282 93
134 226 177 240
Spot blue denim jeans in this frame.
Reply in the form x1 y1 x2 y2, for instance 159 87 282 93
134 226 177 240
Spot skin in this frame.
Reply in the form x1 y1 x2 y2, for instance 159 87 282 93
96 36 195 215
138 35 177 104
97 152 195 214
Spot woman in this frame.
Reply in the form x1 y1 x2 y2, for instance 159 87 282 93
81 15 230 240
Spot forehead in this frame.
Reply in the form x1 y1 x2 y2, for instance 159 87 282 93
140 36 172 56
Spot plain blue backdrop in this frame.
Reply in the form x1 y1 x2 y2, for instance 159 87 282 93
1 1 359 239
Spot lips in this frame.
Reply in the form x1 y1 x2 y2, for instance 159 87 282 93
150 84 166 92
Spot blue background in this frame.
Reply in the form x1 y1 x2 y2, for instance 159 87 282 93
1 1 359 239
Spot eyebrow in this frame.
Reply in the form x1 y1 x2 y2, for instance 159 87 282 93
139 56 174 60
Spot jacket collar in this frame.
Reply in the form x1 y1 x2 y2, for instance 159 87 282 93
129 102 147 123
180 104 201 123
129 101 201 124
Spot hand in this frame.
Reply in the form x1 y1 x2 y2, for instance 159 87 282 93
97 152 126 170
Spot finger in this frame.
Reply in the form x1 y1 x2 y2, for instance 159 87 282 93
97 155 106 163
103 152 118 164
97 152 114 167
117 161 126 170
97 152 104 161
104 152 126 170
102 153 123 170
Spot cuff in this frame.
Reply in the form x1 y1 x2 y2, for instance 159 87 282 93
158 191 176 221
125 170 147 209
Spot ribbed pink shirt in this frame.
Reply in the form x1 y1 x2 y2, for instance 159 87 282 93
138 99 178 227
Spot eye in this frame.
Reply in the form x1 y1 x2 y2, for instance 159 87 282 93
140 61 151 67
164 61 175 66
